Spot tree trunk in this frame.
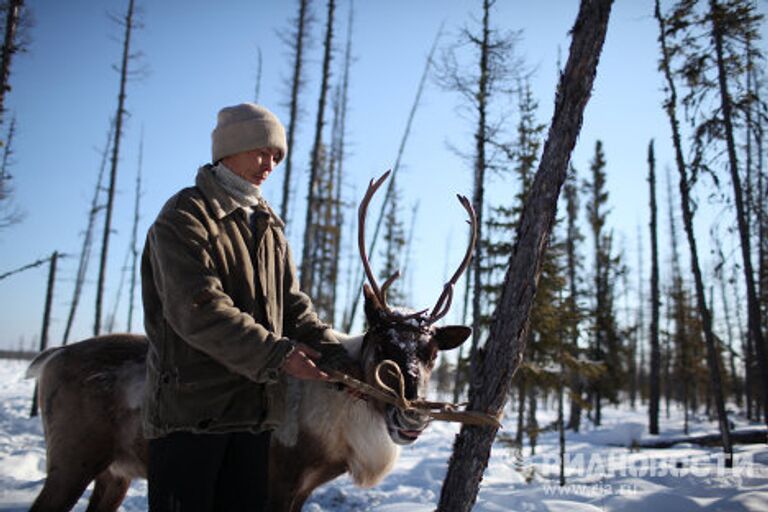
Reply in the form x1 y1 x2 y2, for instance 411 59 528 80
437 2 613 509
648 139 661 435
663 166 678 419
30 250 58 418
280 0 309 225
709 0 768 425
716 239 741 407
127 129 143 332
655 0 733 464
565 169 583 432
94 0 135 335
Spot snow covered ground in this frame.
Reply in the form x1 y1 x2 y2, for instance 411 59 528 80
0 358 766 511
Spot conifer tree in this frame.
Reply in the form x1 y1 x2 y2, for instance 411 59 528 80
564 165 586 432
583 140 624 426
707 0 767 422
655 0 733 459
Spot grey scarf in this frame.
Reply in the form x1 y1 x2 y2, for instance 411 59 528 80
210 162 266 216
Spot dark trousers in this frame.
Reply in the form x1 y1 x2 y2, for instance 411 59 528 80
148 430 271 512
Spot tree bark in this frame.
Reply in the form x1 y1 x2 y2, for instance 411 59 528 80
437 2 613 509
654 0 733 463
648 139 661 435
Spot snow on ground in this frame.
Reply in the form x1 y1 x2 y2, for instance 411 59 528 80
0 358 766 511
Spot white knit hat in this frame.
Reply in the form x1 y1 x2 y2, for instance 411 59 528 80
211 103 287 163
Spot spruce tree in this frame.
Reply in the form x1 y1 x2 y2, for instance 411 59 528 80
583 140 624 426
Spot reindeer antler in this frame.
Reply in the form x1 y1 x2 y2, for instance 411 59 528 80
358 170 427 320
427 194 477 324
358 171 477 323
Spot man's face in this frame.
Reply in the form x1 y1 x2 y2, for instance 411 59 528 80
221 147 282 186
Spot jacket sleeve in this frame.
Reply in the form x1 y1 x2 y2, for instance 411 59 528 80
147 206 294 383
281 243 335 345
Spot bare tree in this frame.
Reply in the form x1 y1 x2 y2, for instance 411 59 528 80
437 1 613 509
61 119 114 344
300 0 335 293
648 139 661 435
94 0 140 335
0 114 22 229
279 0 313 224
126 129 143 332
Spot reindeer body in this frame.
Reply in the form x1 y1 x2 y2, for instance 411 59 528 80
27 328 436 512
27 335 149 512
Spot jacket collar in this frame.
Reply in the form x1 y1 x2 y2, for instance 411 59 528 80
195 164 286 229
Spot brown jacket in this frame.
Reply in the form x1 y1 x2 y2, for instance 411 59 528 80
141 164 329 438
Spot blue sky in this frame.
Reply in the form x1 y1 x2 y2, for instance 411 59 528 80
0 0 763 350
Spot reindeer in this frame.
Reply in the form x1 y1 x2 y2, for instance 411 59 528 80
26 171 477 512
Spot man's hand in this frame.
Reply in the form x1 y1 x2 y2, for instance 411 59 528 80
281 343 330 381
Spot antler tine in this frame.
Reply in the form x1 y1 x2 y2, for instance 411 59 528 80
380 271 400 303
358 170 395 313
428 194 478 323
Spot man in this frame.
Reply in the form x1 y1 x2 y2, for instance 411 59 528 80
141 103 339 511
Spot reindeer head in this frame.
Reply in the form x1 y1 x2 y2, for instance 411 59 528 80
357 170 476 445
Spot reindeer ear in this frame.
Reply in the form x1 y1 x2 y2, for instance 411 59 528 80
433 325 472 351
363 284 385 325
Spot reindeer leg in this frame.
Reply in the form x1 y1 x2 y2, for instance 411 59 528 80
85 470 130 512
29 468 93 512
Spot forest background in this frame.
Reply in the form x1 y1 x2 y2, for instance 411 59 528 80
0 0 766 425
